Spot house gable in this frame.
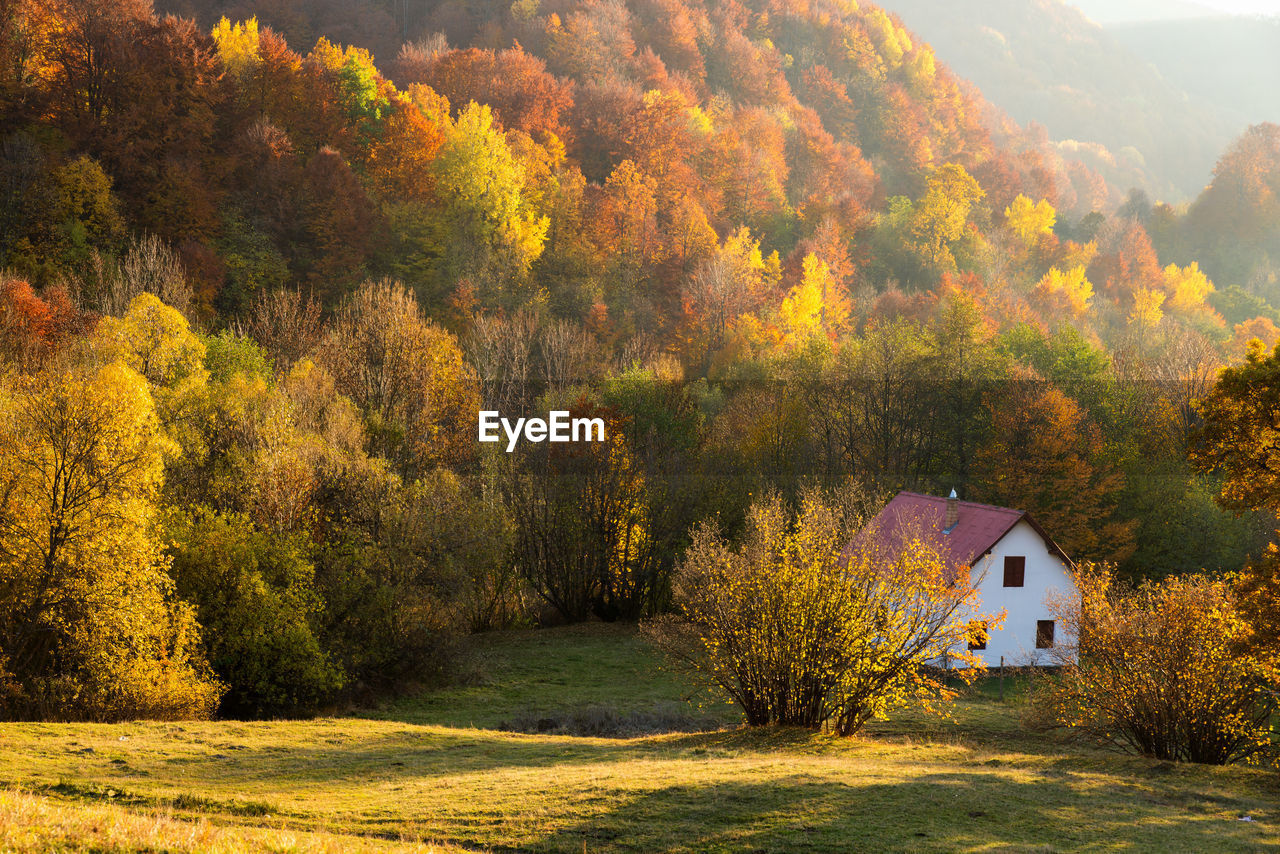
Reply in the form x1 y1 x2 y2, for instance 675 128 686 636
969 519 1077 666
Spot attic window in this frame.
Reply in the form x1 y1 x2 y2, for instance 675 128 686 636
1003 556 1026 588
1036 620 1055 649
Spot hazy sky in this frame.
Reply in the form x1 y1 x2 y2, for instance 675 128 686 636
1070 0 1280 21
1197 0 1280 13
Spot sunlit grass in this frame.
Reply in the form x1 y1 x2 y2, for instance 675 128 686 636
0 623 1277 852
0 787 462 853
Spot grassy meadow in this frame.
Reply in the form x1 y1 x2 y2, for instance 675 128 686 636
1 623 1277 853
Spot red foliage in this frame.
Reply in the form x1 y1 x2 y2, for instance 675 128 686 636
1089 221 1162 301
301 147 378 301
415 45 575 145
0 277 93 364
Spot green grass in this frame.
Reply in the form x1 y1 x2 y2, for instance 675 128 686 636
367 622 741 732
2 624 1278 852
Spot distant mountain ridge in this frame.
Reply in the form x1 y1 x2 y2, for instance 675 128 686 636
875 0 1248 201
1106 17 1280 130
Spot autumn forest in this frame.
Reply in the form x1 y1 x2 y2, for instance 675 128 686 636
3 0 1280 724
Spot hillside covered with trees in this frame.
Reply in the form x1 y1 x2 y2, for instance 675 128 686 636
1 0 1278 720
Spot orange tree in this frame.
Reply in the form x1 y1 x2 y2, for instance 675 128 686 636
1192 339 1280 514
1191 339 1280 658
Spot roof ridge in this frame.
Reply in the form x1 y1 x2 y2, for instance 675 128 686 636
878 491 1073 569
895 490 1025 516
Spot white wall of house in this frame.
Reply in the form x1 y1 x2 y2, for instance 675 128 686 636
955 520 1078 667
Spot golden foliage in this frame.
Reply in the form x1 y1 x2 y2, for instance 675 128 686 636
1005 194 1056 247
1035 266 1094 317
1036 565 1278 765
1128 287 1165 329
776 253 851 347
211 17 261 78
648 490 996 736
909 164 985 273
1161 261 1215 314
0 363 222 720
92 293 206 388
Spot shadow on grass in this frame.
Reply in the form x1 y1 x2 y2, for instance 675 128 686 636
525 770 1278 854
148 726 832 787
31 781 282 818
360 623 742 732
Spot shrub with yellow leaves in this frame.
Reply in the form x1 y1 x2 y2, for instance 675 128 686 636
646 489 995 736
1034 564 1278 765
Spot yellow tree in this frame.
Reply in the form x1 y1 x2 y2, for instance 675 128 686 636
91 293 208 458
777 253 850 348
1035 266 1094 317
682 226 780 364
0 363 222 720
647 490 995 735
432 101 549 301
92 293 206 388
1004 194 1056 247
1129 288 1166 330
1161 261 1215 314
909 164 985 274
211 16 260 79
1037 567 1278 765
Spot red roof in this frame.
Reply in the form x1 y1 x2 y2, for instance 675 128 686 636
858 491 1072 568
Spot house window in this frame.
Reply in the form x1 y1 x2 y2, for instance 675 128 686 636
1003 556 1026 587
1036 620 1055 649
967 620 988 651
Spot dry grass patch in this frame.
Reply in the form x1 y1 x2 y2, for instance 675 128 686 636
0 788 464 853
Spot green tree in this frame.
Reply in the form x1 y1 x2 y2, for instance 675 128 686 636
167 508 343 717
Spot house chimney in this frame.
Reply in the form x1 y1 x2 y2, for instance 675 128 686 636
944 488 959 533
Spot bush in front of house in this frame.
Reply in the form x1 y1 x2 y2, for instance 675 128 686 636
1033 564 1279 765
645 489 997 735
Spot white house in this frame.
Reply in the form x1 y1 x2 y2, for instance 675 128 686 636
864 490 1079 667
